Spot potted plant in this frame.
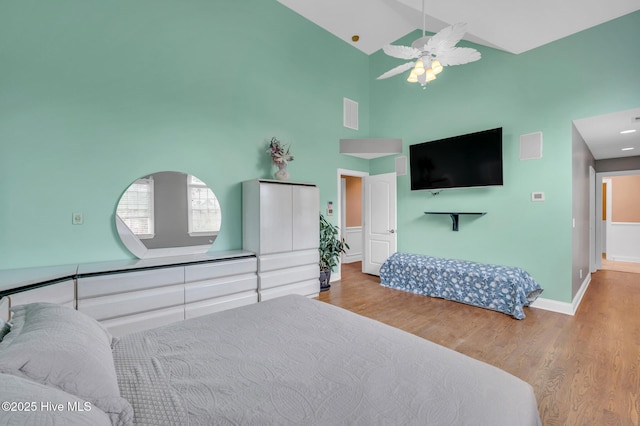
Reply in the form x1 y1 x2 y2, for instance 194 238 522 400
319 213 349 292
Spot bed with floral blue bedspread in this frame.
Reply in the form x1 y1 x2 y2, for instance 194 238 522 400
379 252 543 319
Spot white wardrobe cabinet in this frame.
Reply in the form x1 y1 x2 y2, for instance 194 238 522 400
243 179 320 300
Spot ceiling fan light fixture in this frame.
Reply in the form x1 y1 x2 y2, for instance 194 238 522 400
425 69 437 81
375 1 481 91
407 69 418 83
431 59 443 74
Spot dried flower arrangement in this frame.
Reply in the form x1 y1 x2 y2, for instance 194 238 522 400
267 137 294 165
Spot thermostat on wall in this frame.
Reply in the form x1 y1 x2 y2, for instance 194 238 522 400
531 192 545 202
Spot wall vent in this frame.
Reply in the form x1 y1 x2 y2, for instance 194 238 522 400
343 98 359 130
519 131 543 160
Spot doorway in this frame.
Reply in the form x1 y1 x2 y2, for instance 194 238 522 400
335 169 368 282
335 169 398 280
340 175 364 265
595 170 640 273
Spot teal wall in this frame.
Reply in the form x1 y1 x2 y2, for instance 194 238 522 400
0 0 370 269
369 12 640 302
1 0 639 305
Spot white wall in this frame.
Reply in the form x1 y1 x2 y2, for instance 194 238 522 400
342 227 363 263
607 223 640 263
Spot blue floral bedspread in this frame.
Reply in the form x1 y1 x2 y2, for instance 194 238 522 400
379 252 543 319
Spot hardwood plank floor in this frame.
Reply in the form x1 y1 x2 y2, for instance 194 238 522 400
602 254 640 274
318 262 640 425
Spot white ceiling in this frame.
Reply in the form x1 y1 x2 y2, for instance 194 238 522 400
574 108 640 160
277 0 640 55
277 0 640 161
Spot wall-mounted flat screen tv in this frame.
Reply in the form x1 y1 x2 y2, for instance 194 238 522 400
410 127 503 191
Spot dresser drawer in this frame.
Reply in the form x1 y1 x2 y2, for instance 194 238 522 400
259 264 319 290
259 279 319 301
101 306 185 337
78 267 184 299
185 292 258 319
258 249 318 272
184 258 257 282
185 273 258 303
77 284 184 321
9 280 75 310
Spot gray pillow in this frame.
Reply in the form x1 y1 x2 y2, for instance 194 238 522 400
0 303 133 426
0 373 112 425
0 318 10 341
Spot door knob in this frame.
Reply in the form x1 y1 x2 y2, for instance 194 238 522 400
388 229 396 233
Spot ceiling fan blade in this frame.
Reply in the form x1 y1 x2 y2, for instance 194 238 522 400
437 47 481 66
382 44 421 60
426 23 468 56
376 61 416 80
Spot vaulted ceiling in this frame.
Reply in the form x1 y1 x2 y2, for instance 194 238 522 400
278 0 640 160
277 0 640 55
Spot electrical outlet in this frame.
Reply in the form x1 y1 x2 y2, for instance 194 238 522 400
72 212 83 225
579 269 583 279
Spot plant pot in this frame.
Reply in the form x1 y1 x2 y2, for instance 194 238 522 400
319 269 331 292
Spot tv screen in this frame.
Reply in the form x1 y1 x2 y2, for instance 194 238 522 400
410 127 503 191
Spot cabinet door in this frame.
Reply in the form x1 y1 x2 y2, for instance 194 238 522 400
292 185 319 251
259 183 293 254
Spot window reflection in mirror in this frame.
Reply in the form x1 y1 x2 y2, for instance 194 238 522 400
115 171 221 259
187 175 221 236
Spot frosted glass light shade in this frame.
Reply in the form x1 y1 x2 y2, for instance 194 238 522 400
413 60 425 75
431 60 443 74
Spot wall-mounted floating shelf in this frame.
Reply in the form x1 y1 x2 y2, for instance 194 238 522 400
424 212 487 231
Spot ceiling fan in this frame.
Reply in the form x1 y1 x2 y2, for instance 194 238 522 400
376 1 481 88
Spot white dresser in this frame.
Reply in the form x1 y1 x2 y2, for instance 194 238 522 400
242 179 320 300
0 251 258 337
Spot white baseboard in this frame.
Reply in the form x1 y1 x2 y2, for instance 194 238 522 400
342 255 362 264
608 255 640 263
530 274 591 316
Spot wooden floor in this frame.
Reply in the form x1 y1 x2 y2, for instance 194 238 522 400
602 254 640 274
318 262 640 426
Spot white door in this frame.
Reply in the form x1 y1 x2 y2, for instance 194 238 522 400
363 172 397 275
292 185 319 251
260 183 293 254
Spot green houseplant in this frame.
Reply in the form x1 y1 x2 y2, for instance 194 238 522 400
319 213 349 292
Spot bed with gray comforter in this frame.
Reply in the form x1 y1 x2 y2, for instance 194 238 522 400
113 294 541 425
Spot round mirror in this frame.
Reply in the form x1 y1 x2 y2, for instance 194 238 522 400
115 171 221 259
